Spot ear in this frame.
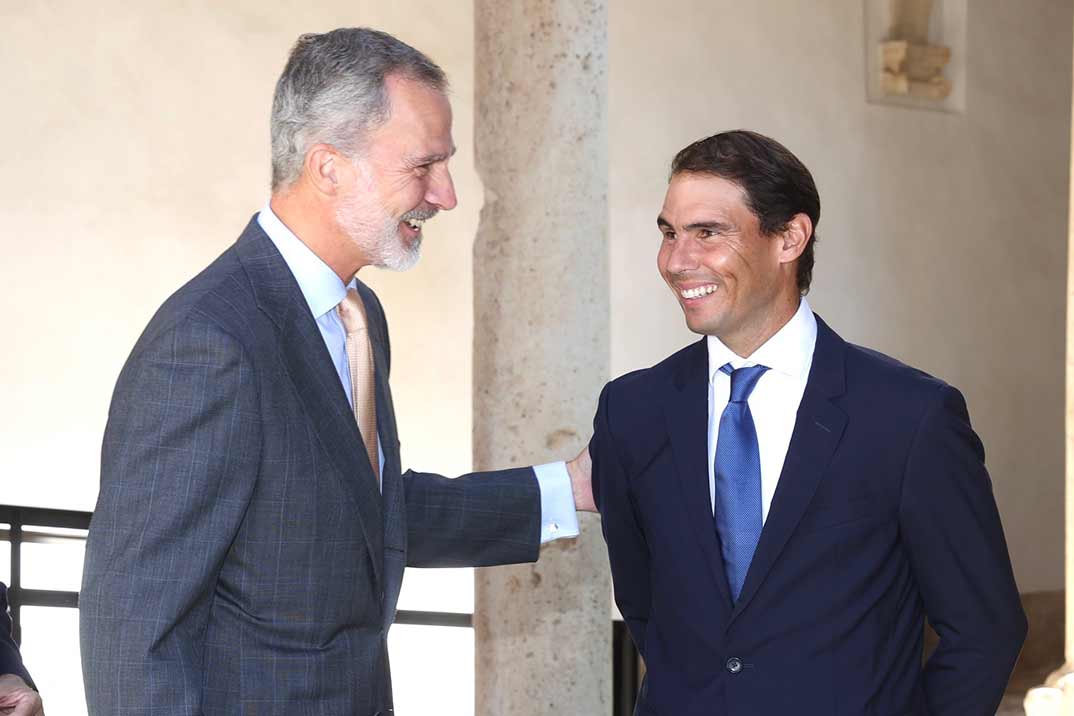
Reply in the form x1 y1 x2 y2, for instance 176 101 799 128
778 213 812 264
304 144 349 197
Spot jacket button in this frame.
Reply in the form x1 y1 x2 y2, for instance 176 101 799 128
726 657 743 674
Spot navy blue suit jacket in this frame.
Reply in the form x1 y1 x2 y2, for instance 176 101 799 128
593 316 1026 715
0 583 34 690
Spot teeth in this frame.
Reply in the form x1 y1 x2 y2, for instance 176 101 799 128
680 285 717 299
404 218 427 230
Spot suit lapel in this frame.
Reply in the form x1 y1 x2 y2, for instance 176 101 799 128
663 338 734 610
729 316 847 623
367 308 403 550
235 219 384 588
356 283 407 629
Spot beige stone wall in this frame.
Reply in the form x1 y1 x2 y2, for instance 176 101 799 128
609 0 1072 593
0 1 479 510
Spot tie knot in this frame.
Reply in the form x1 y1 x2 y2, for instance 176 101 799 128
337 288 368 335
720 363 768 403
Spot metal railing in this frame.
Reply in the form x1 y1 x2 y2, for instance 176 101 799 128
1 505 89 643
0 504 478 640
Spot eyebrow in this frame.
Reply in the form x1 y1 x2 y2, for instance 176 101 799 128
686 221 732 232
412 146 458 165
656 216 733 233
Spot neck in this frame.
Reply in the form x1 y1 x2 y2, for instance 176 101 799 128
721 292 801 358
269 189 367 282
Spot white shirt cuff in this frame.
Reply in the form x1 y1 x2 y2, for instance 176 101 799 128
533 461 580 543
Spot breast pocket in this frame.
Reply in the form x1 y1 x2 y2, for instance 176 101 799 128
796 495 888 534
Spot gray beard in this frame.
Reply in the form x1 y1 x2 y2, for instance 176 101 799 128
336 196 422 273
364 212 422 272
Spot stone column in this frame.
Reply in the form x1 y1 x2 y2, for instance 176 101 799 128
1024 9 1074 714
472 1 610 715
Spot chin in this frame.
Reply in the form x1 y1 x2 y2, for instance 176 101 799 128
680 308 720 336
685 320 714 336
377 239 422 272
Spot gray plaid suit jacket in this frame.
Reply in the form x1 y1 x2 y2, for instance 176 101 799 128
80 217 541 715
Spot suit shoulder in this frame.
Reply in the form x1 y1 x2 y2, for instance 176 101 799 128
843 341 958 411
606 340 700 397
131 245 258 360
598 341 700 454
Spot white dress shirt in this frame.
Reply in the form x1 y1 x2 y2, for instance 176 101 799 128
707 298 818 523
257 205 578 542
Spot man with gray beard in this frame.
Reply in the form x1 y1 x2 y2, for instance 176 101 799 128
79 28 593 715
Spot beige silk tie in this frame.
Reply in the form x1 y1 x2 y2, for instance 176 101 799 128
338 288 380 486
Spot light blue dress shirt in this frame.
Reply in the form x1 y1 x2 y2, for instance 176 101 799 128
257 205 579 543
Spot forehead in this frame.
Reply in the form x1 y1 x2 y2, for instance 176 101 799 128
661 173 751 223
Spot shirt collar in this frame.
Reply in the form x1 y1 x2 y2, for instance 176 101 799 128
707 297 818 383
257 203 356 319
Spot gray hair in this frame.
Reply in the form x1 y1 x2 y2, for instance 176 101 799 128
270 28 448 190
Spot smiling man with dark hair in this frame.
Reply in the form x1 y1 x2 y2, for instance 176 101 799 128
592 129 1026 715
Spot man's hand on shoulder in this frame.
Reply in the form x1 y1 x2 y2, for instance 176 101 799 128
0 674 43 716
567 444 595 512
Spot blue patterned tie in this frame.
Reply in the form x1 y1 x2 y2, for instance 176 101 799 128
714 363 768 602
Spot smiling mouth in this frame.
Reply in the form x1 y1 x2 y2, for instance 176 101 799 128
679 284 718 300
401 207 438 234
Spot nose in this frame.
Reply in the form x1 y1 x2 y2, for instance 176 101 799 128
661 236 700 275
426 164 458 211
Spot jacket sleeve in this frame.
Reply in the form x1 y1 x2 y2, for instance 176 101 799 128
404 466 541 567
899 385 1027 715
0 583 35 690
592 383 651 658
79 316 261 715
363 282 543 569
